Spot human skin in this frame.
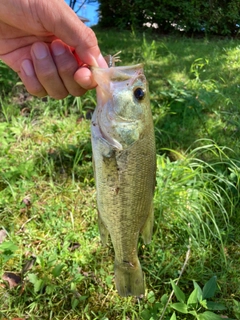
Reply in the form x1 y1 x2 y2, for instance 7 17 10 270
0 0 107 99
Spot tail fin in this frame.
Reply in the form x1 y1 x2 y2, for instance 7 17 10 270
114 258 145 297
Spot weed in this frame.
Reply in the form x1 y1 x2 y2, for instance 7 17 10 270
0 60 18 95
169 276 229 319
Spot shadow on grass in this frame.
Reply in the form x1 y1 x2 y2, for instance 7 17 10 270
34 139 94 184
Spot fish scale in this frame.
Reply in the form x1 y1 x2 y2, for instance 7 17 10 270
91 62 156 297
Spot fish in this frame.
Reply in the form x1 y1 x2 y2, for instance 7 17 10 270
91 61 156 297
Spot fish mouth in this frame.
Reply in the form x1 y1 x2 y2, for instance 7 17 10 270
90 63 143 71
90 63 144 81
91 64 145 102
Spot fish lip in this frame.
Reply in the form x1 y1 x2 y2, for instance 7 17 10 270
90 63 144 71
91 63 145 89
109 63 143 70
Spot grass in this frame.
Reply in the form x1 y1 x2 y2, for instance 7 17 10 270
0 29 240 319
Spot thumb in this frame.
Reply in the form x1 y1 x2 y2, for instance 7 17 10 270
39 0 107 67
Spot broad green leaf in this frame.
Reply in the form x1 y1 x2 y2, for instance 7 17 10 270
233 299 240 318
198 311 224 320
79 295 88 301
34 279 43 293
106 275 113 288
140 309 151 320
171 302 188 314
200 299 208 309
188 310 198 317
46 285 55 294
52 264 64 277
71 298 79 309
28 273 43 293
0 241 18 252
193 280 203 302
207 301 226 311
161 293 168 305
202 276 217 299
28 273 38 284
153 302 161 312
170 312 177 320
187 287 199 306
170 279 186 303
147 290 156 303
233 299 240 307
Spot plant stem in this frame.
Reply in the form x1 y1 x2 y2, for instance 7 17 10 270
159 235 191 320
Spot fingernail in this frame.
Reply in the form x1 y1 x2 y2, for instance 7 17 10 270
21 60 35 76
32 43 48 60
88 53 107 68
96 53 108 68
52 41 66 56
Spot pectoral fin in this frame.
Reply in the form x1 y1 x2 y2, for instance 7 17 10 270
98 210 109 245
141 202 154 244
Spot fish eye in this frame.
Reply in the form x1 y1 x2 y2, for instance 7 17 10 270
134 87 145 101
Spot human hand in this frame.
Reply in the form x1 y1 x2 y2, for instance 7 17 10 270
0 0 107 99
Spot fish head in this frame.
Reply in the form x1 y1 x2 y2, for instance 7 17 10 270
92 64 151 150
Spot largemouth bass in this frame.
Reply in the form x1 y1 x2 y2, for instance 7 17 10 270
91 62 156 297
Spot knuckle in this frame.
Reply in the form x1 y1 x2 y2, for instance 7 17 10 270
38 69 57 81
27 85 46 98
83 27 97 48
19 72 47 97
69 87 87 97
50 91 68 100
32 90 47 98
58 62 76 76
